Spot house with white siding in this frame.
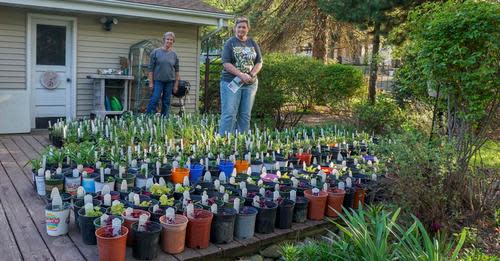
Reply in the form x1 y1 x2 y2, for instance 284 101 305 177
0 0 230 134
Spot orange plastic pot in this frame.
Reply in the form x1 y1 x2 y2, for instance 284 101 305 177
235 160 249 174
353 187 366 209
326 188 345 217
171 168 189 184
159 214 188 254
297 153 312 165
121 209 151 246
185 209 213 249
95 225 128 261
304 189 328 220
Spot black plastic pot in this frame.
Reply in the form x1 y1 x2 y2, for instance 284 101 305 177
74 199 101 231
275 199 295 229
293 197 309 223
343 187 355 209
210 207 237 244
119 187 142 200
151 165 172 183
78 207 105 245
131 221 162 260
255 201 278 234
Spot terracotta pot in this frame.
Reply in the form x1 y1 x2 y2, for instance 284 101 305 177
304 189 328 220
353 186 366 209
297 153 312 165
95 225 128 261
121 209 151 246
185 209 213 249
171 168 189 184
326 188 345 217
159 214 188 254
235 160 249 174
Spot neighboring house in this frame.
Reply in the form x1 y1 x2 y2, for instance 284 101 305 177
0 0 231 134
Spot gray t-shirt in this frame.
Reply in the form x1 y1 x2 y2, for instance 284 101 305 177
149 48 179 81
221 36 262 82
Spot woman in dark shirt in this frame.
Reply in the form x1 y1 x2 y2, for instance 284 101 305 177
146 32 180 116
219 17 263 135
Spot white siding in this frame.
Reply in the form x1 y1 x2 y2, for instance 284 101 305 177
0 7 26 89
75 15 200 117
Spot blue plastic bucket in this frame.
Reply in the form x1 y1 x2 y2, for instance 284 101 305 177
189 164 204 184
218 160 235 179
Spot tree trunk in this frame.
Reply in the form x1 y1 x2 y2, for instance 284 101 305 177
312 8 329 63
368 22 381 104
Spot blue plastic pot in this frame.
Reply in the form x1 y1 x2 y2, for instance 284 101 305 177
189 164 204 184
218 160 235 179
82 173 98 193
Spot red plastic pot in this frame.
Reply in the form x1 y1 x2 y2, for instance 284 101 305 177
185 209 213 249
326 188 345 217
304 189 328 220
95 225 128 261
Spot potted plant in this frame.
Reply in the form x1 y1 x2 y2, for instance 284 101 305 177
234 206 258 240
159 213 189 254
106 200 127 216
131 221 162 260
93 214 124 230
292 196 309 223
95 225 128 261
171 156 189 184
121 208 151 246
275 198 295 229
253 198 278 234
44 171 64 195
149 183 172 200
210 207 237 244
185 208 213 249
78 206 106 245
304 188 328 220
326 187 345 218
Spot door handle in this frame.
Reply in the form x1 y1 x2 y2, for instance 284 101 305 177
67 78 71 83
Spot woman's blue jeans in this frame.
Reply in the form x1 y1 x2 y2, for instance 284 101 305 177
219 79 258 135
146 80 174 116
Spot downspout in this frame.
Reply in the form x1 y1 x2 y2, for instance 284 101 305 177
202 18 226 113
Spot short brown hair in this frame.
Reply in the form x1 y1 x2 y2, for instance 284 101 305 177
235 17 250 29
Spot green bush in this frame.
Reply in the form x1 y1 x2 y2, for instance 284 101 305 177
353 94 404 135
316 64 364 108
199 58 223 113
280 205 467 261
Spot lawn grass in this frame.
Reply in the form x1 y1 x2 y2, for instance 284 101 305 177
471 140 500 169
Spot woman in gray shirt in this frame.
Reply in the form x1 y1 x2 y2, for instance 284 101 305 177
219 17 263 135
146 32 180 116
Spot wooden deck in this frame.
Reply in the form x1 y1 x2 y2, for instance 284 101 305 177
0 133 332 261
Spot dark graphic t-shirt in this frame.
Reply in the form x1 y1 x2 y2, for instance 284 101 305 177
221 37 262 82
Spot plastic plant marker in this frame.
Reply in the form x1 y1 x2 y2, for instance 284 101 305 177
102 185 111 195
234 198 240 213
137 214 148 232
257 180 263 187
133 194 140 206
211 204 218 214
50 187 60 200
219 185 225 194
371 174 377 181
78 164 84 173
342 160 346 167
202 194 208 205
128 192 135 203
186 203 194 219
290 190 297 202
119 166 126 179
239 182 246 190
159 177 166 186
338 182 345 190
182 191 190 200
156 161 161 175
204 171 212 182
175 184 181 192
292 178 299 188
246 167 252 175
112 200 120 207
346 178 352 188
84 203 94 215
246 177 253 184
329 162 334 168
112 218 121 236
229 177 235 185
52 194 63 211
312 188 320 196
146 179 154 191
182 176 190 187
132 159 138 168
100 214 109 227
120 180 127 192
214 180 220 190
100 167 105 183
84 194 93 205
219 172 226 183
242 188 247 198
104 194 111 206
232 168 237 177
292 169 298 176
302 161 306 170
72 169 79 178
253 196 260 208
261 166 267 174
259 187 265 196
45 170 51 180
37 168 44 176
276 170 281 178
273 191 280 203
223 193 229 203
125 207 133 217
311 178 317 187
77 187 85 199
274 184 280 192
153 205 159 212
323 183 328 192
320 171 326 182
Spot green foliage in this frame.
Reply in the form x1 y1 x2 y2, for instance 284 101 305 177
85 207 103 217
110 203 125 216
393 0 499 129
316 63 365 108
280 205 467 261
199 58 223 113
353 94 404 135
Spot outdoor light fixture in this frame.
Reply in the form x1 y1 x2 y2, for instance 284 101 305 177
99 17 118 31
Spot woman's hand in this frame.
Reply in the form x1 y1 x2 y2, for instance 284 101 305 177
149 83 154 91
173 83 179 94
240 73 253 84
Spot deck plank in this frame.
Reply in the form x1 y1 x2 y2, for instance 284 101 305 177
174 247 202 260
0 158 54 260
0 139 86 261
32 134 51 147
0 192 23 260
23 135 46 155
